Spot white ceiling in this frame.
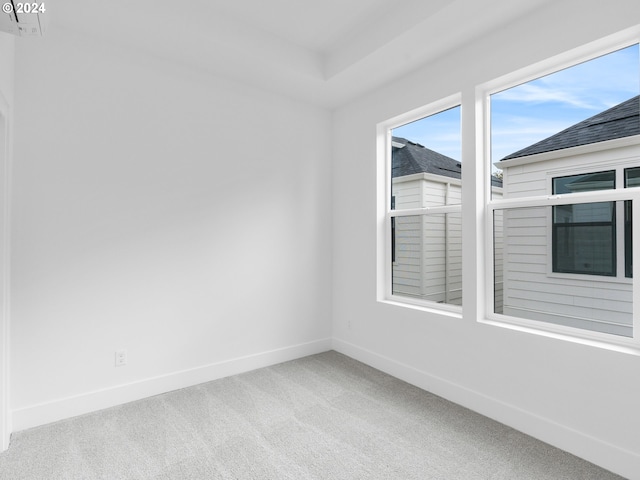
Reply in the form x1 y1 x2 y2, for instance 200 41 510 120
49 0 554 108
208 0 405 53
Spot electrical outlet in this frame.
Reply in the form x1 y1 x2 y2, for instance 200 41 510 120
115 349 127 367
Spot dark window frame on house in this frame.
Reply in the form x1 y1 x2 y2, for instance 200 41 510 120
550 167 640 280
551 171 617 277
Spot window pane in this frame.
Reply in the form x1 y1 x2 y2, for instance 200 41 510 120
494 206 632 337
553 202 616 276
488 43 639 338
624 168 638 278
625 200 632 278
552 171 615 194
625 166 640 188
392 213 462 306
490 44 639 200
391 106 461 209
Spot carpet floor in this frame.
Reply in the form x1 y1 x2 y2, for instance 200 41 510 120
0 351 625 479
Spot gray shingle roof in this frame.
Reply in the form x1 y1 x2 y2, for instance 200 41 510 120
392 137 462 179
392 137 502 187
501 95 640 161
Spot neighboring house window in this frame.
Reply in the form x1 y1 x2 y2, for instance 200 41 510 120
549 168 640 279
624 167 640 278
551 171 616 276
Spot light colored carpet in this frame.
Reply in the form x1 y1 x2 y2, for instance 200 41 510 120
0 351 624 479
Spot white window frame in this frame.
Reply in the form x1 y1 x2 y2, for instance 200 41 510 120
478 29 640 354
377 93 463 317
377 26 640 354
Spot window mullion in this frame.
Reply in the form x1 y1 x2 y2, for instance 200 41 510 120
616 200 625 278
489 188 636 212
634 195 640 342
389 205 462 218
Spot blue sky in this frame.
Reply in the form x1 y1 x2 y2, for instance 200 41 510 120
392 43 639 168
491 43 639 164
392 106 461 160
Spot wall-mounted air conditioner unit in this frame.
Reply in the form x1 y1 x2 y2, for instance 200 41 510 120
0 1 47 36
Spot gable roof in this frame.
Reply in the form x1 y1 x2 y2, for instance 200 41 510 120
392 136 503 187
392 137 462 179
501 95 640 161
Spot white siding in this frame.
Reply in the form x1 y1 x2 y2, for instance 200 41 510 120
392 177 422 209
392 176 465 305
500 145 640 336
493 206 504 313
444 211 463 305
393 215 422 297
394 176 503 307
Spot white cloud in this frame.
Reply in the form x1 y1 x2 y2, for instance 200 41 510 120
491 124 569 137
494 83 601 110
492 43 638 111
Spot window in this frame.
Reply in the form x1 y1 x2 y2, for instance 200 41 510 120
381 98 462 311
552 171 616 276
488 41 640 342
624 166 640 277
549 168 640 279
378 30 640 352
552 201 616 276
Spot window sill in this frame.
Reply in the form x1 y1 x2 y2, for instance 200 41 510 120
480 313 640 356
546 272 633 285
380 296 463 319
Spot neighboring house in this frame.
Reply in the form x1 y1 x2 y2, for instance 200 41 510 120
496 95 640 336
391 137 503 304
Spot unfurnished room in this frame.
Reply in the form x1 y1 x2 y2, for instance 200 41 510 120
0 1 639 479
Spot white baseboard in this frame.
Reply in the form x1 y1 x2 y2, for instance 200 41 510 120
332 337 640 480
12 338 332 433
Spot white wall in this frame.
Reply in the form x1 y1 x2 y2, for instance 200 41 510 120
0 31 14 452
10 27 332 428
0 34 13 102
332 1 640 478
6 2 640 477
